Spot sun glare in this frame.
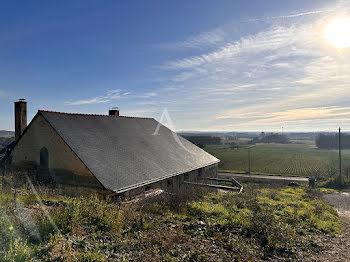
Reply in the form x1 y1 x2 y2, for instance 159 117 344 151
324 18 350 48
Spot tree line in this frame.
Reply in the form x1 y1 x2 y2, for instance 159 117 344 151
315 133 350 149
252 133 290 144
182 135 221 148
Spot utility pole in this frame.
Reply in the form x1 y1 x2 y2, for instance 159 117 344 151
339 127 342 184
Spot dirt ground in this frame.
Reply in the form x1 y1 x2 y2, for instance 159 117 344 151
302 192 350 262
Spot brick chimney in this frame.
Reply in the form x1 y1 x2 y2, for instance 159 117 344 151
109 107 119 117
14 99 27 140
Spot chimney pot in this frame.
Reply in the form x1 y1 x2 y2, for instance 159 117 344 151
14 99 27 140
109 107 119 116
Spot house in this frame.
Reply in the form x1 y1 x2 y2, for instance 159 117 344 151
4 100 219 197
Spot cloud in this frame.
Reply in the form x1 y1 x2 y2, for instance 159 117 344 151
65 89 129 106
65 98 110 105
152 4 350 131
135 92 157 99
248 9 335 22
161 25 309 70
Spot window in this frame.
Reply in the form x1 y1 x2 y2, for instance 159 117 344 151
40 147 49 168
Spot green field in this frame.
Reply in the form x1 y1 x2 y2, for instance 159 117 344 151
205 143 350 178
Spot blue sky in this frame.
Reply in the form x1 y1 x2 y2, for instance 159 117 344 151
0 0 350 131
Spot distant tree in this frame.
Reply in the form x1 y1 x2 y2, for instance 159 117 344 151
182 136 221 146
315 133 350 149
252 133 290 144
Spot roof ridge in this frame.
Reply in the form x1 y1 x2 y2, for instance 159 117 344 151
38 110 153 119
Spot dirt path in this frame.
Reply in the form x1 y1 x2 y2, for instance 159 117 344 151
305 192 350 262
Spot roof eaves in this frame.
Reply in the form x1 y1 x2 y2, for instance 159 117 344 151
112 160 220 194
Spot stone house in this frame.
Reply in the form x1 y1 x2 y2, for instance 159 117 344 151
4 100 219 197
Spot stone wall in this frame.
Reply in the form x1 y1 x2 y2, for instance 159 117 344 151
10 114 103 190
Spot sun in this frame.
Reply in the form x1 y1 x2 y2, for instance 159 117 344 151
324 18 350 48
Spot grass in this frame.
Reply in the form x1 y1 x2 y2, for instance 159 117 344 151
141 186 341 260
205 143 350 178
0 168 342 261
0 185 342 261
187 187 340 235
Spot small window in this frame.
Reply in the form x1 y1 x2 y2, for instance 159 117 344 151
145 186 151 191
184 174 189 180
167 179 172 186
40 147 49 168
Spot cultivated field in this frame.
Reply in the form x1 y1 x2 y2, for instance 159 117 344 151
205 143 350 178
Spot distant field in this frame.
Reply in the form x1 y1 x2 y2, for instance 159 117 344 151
290 139 315 145
205 143 350 178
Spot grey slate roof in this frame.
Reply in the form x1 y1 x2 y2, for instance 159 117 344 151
40 111 219 193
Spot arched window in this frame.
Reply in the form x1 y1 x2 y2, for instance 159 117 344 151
40 147 49 168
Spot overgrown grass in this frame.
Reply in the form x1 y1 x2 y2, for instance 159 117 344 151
52 196 122 235
0 185 342 261
183 187 340 255
141 186 341 259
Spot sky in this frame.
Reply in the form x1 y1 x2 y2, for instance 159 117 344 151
0 0 350 132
